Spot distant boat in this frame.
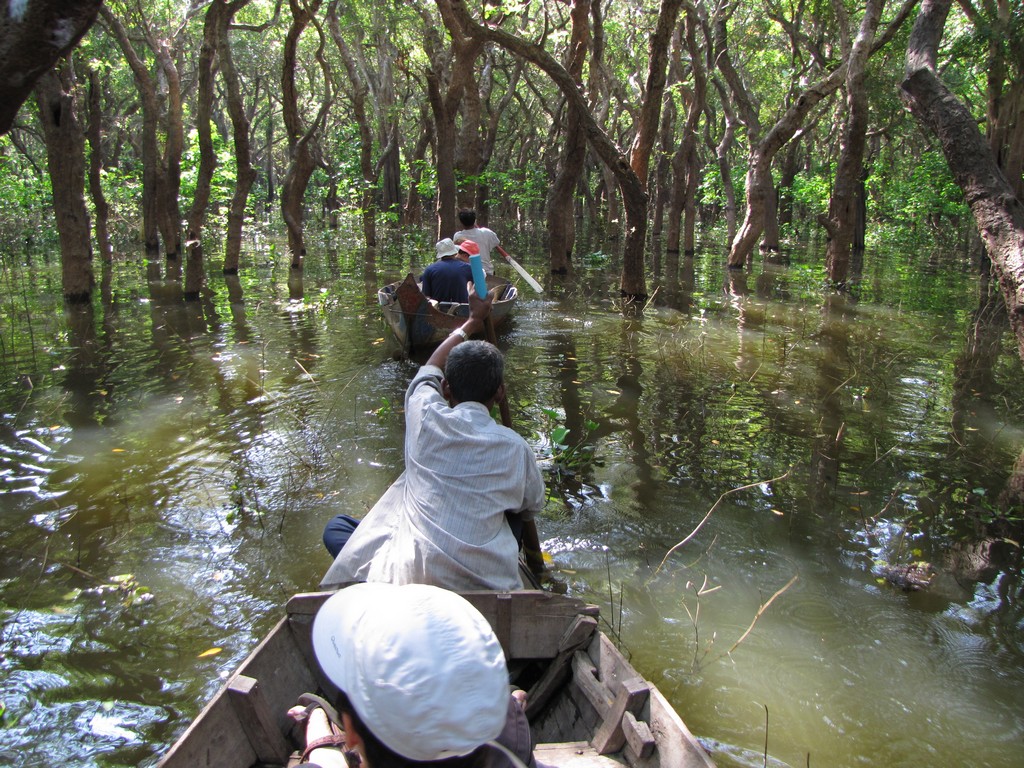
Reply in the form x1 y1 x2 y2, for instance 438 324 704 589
157 589 717 768
378 273 518 351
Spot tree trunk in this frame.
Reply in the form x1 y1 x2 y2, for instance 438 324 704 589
824 0 884 285
329 4 376 246
403 107 433 226
546 0 591 276
0 0 101 135
901 0 1024 363
374 31 403 214
86 67 112 264
429 1 485 238
455 51 484 211
709 86 739 244
666 9 706 256
776 138 801 228
35 62 93 302
100 7 163 260
185 2 227 299
727 65 847 266
281 0 329 269
445 0 682 300
219 0 256 275
154 40 183 266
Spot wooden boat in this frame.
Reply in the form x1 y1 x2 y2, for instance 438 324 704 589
158 589 716 768
378 273 518 351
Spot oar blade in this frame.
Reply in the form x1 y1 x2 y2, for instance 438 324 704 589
505 255 544 293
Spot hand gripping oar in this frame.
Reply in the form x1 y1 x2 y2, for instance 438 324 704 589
470 256 546 579
502 251 543 293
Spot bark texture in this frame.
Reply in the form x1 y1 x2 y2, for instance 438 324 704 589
281 0 329 269
35 62 93 301
901 0 1024 362
823 0 884 284
0 0 101 134
218 0 255 275
545 0 591 275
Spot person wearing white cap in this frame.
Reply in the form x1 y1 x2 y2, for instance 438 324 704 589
421 238 474 303
321 290 545 592
292 582 533 768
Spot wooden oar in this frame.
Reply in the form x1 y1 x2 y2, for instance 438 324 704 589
471 256 546 579
502 251 544 293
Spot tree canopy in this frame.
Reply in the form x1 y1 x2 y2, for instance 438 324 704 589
0 0 1021 347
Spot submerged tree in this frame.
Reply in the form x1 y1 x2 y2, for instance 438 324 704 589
901 0 1024 363
34 58 93 302
280 0 331 270
445 0 683 302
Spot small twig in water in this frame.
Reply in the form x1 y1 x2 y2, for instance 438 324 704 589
721 574 799 658
763 703 769 768
651 469 793 579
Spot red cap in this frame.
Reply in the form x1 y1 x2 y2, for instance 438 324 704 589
458 239 480 256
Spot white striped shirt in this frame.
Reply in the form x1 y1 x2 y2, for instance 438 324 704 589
321 366 544 591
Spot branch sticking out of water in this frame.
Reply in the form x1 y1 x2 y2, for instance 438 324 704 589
721 574 799 659
650 468 793 580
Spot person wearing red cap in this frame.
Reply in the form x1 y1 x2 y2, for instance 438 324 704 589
457 238 481 261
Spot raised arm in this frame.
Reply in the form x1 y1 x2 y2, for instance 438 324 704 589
424 290 493 370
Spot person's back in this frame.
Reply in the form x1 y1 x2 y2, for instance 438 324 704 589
321 293 545 591
454 209 501 275
422 238 473 303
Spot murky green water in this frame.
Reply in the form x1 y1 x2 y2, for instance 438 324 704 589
1 229 1022 767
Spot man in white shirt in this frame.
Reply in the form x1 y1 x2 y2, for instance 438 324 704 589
453 208 511 276
321 292 545 591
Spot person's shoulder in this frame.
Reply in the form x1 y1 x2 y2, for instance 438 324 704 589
409 366 444 394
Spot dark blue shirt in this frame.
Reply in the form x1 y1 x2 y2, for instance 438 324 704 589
421 258 473 303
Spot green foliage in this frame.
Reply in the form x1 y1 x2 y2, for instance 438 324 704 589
540 407 599 475
80 573 153 607
790 168 831 213
469 163 549 211
180 127 239 210
583 250 612 267
869 149 967 227
0 139 53 244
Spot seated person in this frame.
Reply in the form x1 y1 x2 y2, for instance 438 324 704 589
291 582 534 768
321 292 545 591
421 238 474 303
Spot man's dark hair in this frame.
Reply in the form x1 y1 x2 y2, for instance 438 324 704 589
458 208 477 228
445 340 503 404
335 690 486 768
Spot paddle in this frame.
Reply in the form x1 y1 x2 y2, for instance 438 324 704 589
470 256 546 579
500 250 544 293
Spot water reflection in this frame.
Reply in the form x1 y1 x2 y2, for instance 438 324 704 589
0 241 1022 767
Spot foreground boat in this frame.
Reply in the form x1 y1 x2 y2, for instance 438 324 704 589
158 589 715 768
378 273 518 351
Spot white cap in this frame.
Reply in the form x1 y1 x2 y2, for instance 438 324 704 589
435 238 460 259
311 583 509 761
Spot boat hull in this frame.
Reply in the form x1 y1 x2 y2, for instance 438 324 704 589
378 273 518 351
158 590 715 768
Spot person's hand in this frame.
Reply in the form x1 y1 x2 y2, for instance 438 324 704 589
468 289 493 324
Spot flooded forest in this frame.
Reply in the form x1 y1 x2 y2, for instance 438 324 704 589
0 1 1022 767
